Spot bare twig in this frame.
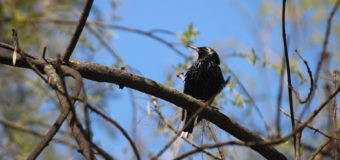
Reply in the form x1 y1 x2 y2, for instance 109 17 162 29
27 110 72 160
207 122 225 160
24 121 70 136
90 143 115 160
16 18 186 57
151 97 213 160
69 9 125 64
62 0 94 62
0 118 77 148
229 69 272 137
42 46 47 59
128 89 139 154
289 50 313 104
332 70 338 160
281 0 297 158
307 139 332 160
11 29 19 65
149 29 177 35
302 143 333 158
174 141 245 160
295 85 340 141
321 0 340 54
299 0 340 119
279 108 339 140
0 42 38 59
84 104 92 147
151 96 221 160
276 56 285 138
87 104 141 160
10 29 49 84
82 21 186 57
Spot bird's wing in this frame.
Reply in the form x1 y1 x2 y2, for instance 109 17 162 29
208 63 225 89
201 62 225 100
183 67 200 98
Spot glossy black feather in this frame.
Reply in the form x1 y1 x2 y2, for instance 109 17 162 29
182 47 225 134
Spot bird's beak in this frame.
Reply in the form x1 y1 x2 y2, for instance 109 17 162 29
189 46 199 52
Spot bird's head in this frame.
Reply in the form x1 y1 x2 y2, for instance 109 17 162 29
189 46 220 64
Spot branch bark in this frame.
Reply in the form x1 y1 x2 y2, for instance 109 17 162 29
43 64 94 160
27 65 84 160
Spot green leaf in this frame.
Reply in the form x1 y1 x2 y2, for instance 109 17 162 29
111 1 119 8
222 63 229 74
233 93 245 108
269 64 282 74
181 23 199 47
251 48 258 64
263 53 268 67
228 78 236 88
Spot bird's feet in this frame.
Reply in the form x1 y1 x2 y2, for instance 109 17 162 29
210 106 219 111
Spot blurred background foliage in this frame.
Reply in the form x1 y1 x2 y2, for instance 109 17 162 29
0 0 339 159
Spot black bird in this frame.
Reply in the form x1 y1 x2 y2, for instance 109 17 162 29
182 46 225 135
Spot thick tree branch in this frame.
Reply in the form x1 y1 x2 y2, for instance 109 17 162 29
0 52 287 160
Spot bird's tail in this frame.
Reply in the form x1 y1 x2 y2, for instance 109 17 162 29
181 110 195 137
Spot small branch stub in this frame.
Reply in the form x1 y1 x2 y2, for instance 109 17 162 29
11 29 20 65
